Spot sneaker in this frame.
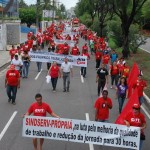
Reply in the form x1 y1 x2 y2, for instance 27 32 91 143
53 90 56 92
63 89 66 92
8 99 11 103
12 102 16 105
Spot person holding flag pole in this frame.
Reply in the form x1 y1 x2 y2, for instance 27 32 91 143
124 103 146 150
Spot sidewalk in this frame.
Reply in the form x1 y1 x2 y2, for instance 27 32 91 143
0 51 10 69
0 33 27 69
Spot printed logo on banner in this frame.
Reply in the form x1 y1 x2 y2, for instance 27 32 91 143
76 58 86 65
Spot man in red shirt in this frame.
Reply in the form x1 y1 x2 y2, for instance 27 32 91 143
27 38 33 49
124 103 146 150
25 93 59 150
133 75 147 105
63 42 70 55
71 44 80 55
95 50 102 69
102 52 110 71
82 43 88 53
65 34 71 40
121 62 130 78
94 90 112 122
9 45 17 60
5 65 20 105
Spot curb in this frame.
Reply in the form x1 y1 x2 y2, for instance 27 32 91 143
0 60 11 70
144 92 150 104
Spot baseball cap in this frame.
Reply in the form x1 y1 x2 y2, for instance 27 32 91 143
132 103 140 109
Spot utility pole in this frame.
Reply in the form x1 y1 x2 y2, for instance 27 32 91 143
52 0 55 22
36 0 40 28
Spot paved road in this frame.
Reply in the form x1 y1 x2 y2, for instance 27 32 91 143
140 37 150 53
0 38 150 150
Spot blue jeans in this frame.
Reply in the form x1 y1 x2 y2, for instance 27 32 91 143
22 62 30 77
6 85 17 103
51 77 58 90
36 62 42 72
128 140 143 150
118 95 125 113
63 72 70 91
139 96 144 105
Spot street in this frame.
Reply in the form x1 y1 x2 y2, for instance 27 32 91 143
140 37 150 53
0 37 150 150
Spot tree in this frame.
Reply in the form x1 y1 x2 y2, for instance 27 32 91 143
75 0 88 17
19 7 36 28
142 0 150 20
19 0 28 8
113 0 147 58
75 0 97 24
96 0 113 37
60 4 66 12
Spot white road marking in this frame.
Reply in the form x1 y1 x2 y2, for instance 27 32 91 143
35 69 43 80
141 106 150 119
80 71 84 83
85 113 94 150
0 111 18 141
140 47 150 53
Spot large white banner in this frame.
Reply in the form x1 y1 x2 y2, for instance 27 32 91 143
29 52 87 67
22 116 140 150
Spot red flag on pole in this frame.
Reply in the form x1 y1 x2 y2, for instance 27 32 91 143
127 63 139 98
115 88 139 125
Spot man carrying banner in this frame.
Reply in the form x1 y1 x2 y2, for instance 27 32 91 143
133 75 147 105
124 103 146 150
94 90 112 122
70 44 80 56
61 57 73 92
24 93 60 150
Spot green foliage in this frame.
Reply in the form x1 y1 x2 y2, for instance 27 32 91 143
19 0 28 8
129 24 147 53
90 16 107 37
79 13 93 28
60 4 66 12
108 17 122 47
142 0 150 20
74 1 85 17
109 19 146 53
19 7 37 27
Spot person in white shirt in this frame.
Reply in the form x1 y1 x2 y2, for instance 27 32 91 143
61 57 73 92
11 54 23 75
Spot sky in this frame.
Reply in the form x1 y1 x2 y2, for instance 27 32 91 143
24 0 78 9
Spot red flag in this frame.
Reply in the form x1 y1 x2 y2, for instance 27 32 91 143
127 63 139 98
115 88 139 125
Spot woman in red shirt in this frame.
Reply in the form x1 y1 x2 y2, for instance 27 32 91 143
124 103 146 150
110 61 119 89
48 61 61 92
